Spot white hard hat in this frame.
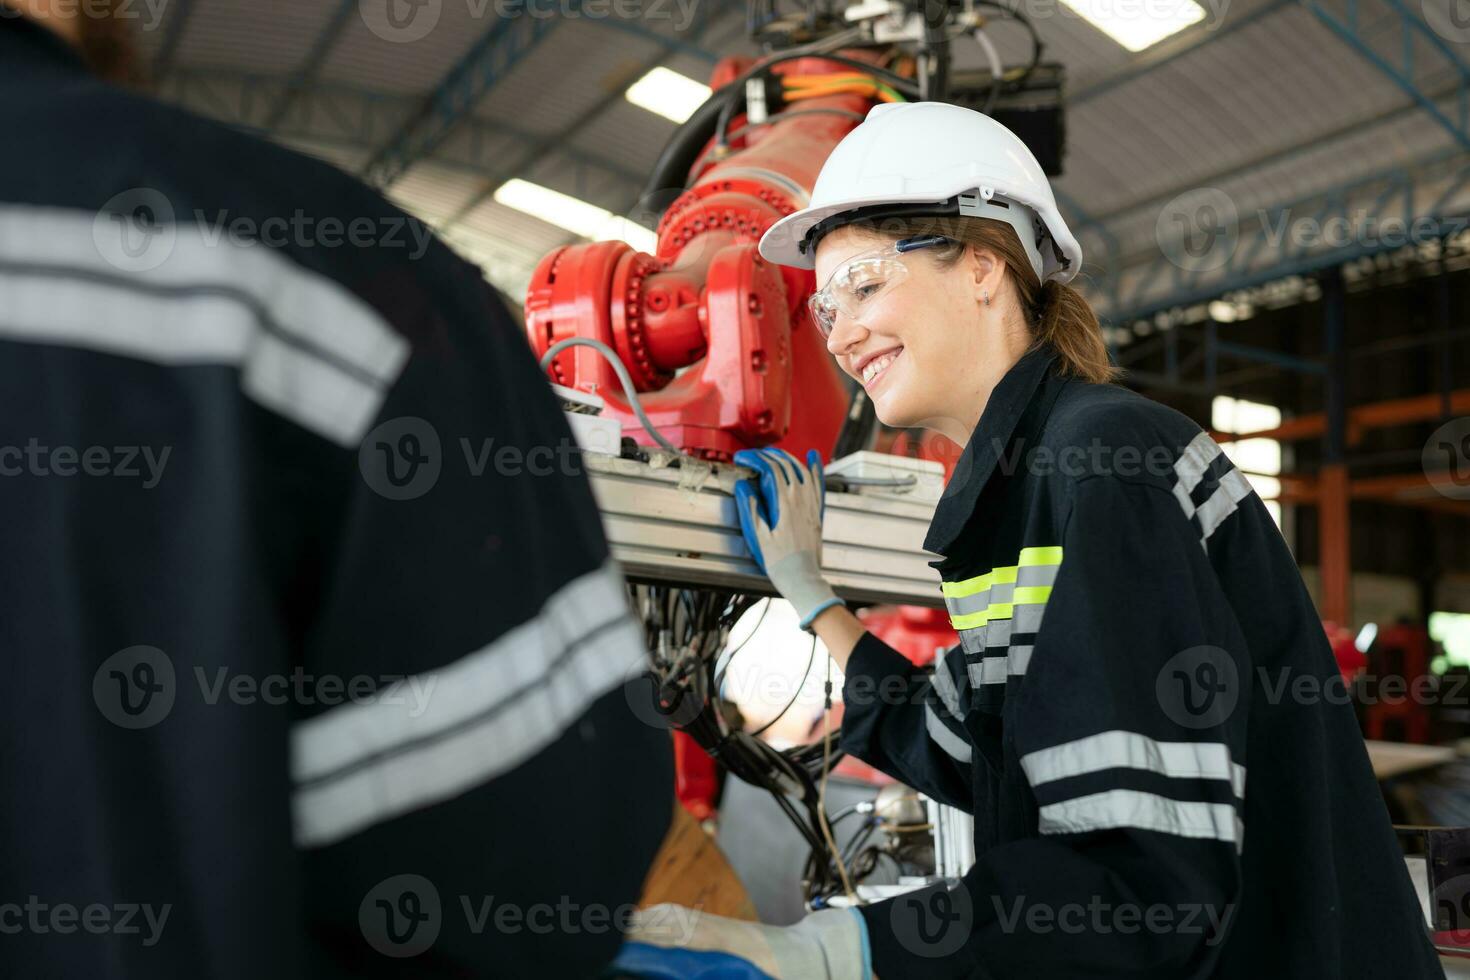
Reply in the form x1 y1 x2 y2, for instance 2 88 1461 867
758 101 1080 284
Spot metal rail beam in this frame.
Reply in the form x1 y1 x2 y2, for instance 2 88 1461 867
1305 0 1470 150
438 0 730 233
160 69 648 188
150 0 197 78
1071 0 1295 106
360 3 725 190
1086 146 1470 322
263 0 359 133
361 10 568 189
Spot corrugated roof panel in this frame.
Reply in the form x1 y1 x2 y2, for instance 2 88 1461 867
474 17 667 134
135 0 1470 312
1058 4 1415 218
320 1 504 93
162 0 337 74
387 162 490 224
567 100 677 182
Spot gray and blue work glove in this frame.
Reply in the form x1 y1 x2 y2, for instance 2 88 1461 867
610 903 872 980
732 448 845 631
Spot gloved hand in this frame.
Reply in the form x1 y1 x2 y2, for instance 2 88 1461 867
732 448 845 631
610 903 871 980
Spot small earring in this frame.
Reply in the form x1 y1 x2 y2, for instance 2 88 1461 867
983 289 990 307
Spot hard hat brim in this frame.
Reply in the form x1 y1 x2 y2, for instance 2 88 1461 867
758 184 1081 285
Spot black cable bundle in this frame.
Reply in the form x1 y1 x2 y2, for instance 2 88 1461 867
629 583 855 900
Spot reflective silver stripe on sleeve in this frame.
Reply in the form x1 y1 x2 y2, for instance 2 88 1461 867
0 204 410 447
945 589 991 618
1012 603 1046 634
979 657 1008 685
1174 431 1222 495
1007 645 1034 676
985 618 1013 649
291 560 645 848
930 649 964 719
1038 789 1242 850
965 656 1009 687
958 626 987 655
1021 730 1246 799
1196 468 1254 544
1172 431 1226 521
925 704 973 764
1016 564 1057 588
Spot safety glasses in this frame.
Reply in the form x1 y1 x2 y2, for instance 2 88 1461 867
806 235 949 339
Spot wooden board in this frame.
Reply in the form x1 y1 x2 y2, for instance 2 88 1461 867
638 801 758 921
1366 740 1457 780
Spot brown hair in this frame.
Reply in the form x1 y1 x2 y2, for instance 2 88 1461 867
836 214 1119 384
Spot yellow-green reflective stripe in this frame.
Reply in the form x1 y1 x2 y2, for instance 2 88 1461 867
1019 546 1063 567
940 563 1018 599
950 609 988 630
1013 585 1052 605
941 547 1061 609
947 586 1054 630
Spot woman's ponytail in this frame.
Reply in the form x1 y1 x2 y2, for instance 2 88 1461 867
1032 280 1119 384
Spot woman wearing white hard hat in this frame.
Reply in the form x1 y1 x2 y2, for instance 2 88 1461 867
712 102 1439 978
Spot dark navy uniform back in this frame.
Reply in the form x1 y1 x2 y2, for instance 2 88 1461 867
0 16 670 978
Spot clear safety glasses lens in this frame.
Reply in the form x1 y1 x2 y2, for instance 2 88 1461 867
807 255 910 339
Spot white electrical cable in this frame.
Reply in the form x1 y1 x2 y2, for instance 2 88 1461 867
970 27 1005 115
539 336 686 458
973 27 1003 89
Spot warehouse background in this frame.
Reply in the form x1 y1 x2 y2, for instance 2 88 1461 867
117 0 1470 767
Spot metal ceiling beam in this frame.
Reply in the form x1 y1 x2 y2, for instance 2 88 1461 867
1305 0 1470 149
264 0 359 132
359 4 723 191
1072 0 1295 106
159 69 647 187
150 0 198 78
360 11 569 189
438 0 731 233
1086 146 1470 322
1089 74 1464 229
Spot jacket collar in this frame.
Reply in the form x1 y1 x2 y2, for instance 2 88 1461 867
923 344 1061 557
0 11 88 76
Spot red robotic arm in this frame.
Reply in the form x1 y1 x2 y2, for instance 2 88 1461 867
524 52 896 460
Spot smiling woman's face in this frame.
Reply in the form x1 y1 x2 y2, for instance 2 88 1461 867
812 224 1024 446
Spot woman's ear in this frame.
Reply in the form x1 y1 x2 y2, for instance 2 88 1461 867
964 244 1006 308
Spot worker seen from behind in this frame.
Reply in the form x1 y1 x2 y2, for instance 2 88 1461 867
0 3 670 976
620 102 1444 978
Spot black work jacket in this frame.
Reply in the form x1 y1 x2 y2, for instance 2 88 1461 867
843 346 1442 979
1 16 668 979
